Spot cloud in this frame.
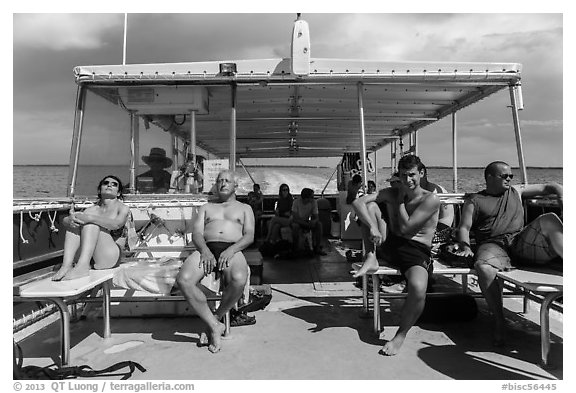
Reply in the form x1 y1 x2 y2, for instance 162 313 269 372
13 14 122 51
520 119 563 128
11 13 563 168
328 14 562 63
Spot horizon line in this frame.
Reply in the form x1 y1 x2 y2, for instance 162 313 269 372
13 164 564 169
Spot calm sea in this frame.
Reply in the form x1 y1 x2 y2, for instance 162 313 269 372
13 165 563 199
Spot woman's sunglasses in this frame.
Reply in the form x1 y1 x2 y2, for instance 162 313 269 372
102 180 119 187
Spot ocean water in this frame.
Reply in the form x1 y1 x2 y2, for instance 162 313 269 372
13 165 563 199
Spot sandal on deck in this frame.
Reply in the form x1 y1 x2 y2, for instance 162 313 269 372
230 310 256 326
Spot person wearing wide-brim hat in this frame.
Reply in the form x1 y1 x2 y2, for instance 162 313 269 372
137 147 173 193
142 147 173 168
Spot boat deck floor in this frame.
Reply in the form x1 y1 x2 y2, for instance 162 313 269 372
15 240 563 380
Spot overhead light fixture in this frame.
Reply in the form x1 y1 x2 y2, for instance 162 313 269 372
219 62 237 76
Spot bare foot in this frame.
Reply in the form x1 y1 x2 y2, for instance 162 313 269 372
61 265 90 281
379 333 406 356
352 254 379 278
52 265 73 281
208 322 226 353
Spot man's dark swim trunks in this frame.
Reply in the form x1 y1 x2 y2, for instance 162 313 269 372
375 234 432 276
206 241 235 271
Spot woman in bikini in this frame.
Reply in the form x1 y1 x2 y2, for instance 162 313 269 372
52 175 130 281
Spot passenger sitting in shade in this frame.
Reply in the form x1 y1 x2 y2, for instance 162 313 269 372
52 175 130 281
291 188 326 255
264 183 293 243
137 147 173 193
367 180 377 194
420 164 455 236
346 174 363 204
247 183 264 238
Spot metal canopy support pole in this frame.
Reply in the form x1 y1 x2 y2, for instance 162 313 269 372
129 112 139 194
509 85 528 184
452 112 458 192
391 141 397 174
67 86 87 198
373 151 378 185
183 110 198 193
357 82 368 189
230 84 237 172
190 111 196 165
409 131 418 155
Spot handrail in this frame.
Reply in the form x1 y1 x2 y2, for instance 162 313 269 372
320 165 339 197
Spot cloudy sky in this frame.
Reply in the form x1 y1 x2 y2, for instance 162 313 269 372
11 8 564 168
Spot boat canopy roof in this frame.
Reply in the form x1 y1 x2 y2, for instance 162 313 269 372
74 58 521 159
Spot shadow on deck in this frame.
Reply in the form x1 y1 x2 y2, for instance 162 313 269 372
15 239 562 380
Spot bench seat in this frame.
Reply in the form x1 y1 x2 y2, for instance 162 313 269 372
496 268 563 368
351 259 476 333
351 260 563 368
13 263 232 366
13 268 118 366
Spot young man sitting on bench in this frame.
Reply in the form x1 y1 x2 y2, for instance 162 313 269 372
352 155 440 356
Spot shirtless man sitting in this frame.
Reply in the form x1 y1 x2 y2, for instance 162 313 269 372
352 155 440 356
176 170 255 353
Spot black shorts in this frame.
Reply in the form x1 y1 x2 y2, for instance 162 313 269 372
206 241 235 272
376 234 432 276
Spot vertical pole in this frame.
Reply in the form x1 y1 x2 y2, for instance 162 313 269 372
123 13 128 65
452 112 458 192
391 141 397 174
373 151 378 186
409 131 418 155
357 82 368 189
102 281 111 338
184 111 197 193
129 112 139 194
67 86 87 198
230 84 237 171
190 111 197 164
509 85 528 184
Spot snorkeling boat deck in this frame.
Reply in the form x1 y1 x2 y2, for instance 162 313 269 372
14 240 563 380
13 15 563 382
